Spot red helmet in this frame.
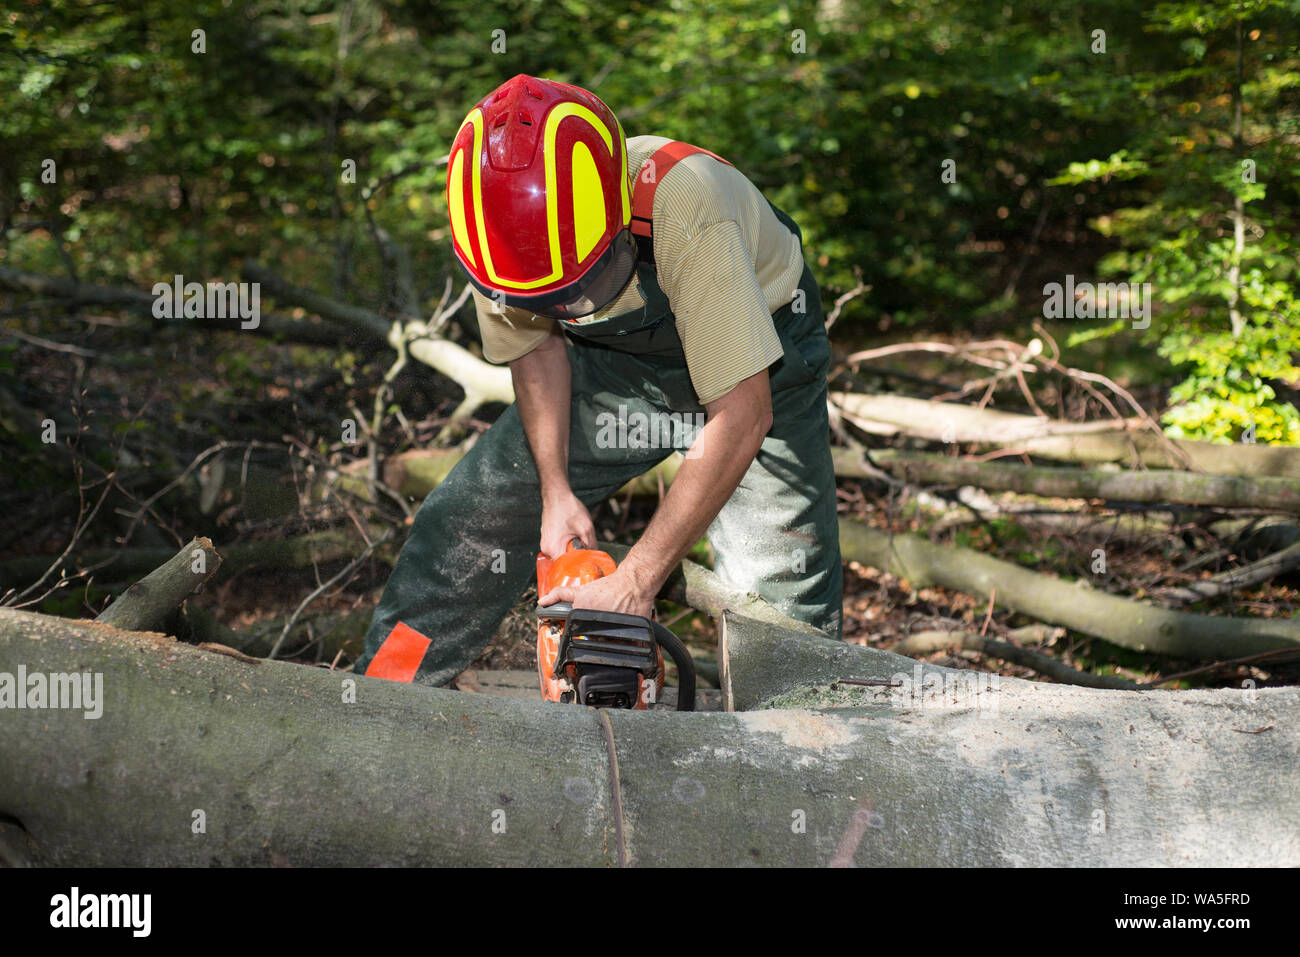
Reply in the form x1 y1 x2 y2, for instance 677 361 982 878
446 74 635 321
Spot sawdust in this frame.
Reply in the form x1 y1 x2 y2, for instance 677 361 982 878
8 610 173 646
736 708 860 753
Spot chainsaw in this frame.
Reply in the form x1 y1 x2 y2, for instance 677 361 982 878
536 540 695 711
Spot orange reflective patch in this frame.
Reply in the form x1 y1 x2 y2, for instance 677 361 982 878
366 621 431 683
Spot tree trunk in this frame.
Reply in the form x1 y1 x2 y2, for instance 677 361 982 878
837 448 1300 514
1 607 1294 866
242 261 515 418
831 392 1300 477
837 517 1300 658
0 266 347 348
0 527 380 591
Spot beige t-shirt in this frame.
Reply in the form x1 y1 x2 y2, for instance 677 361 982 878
472 135 805 405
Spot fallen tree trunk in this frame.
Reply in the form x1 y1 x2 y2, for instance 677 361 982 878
831 392 1300 477
1 607 1294 866
835 447 1300 514
922 490 1214 543
838 517 1300 658
243 262 515 422
0 527 382 591
0 266 347 348
718 612 1299 865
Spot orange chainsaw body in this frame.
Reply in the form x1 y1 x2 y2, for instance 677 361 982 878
536 542 664 708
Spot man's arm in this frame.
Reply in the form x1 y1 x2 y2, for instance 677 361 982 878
539 368 773 618
510 325 597 558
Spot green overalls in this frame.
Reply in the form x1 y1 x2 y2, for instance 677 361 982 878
356 202 843 686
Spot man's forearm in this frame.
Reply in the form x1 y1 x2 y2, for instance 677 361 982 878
619 374 773 595
510 330 573 500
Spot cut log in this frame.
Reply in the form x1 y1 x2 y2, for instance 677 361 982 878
838 517 1300 658
1 607 1295 866
95 538 221 632
835 448 1300 514
831 392 1300 477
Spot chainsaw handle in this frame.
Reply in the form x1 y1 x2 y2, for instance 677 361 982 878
651 620 696 712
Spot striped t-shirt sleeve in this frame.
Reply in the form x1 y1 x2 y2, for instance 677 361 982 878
471 288 555 363
657 219 785 405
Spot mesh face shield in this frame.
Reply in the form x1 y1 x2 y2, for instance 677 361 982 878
468 228 639 322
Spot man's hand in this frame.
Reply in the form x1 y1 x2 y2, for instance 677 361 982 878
538 565 656 621
540 489 597 559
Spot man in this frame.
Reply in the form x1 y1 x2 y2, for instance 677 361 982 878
355 74 842 685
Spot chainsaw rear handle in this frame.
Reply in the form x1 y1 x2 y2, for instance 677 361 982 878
649 618 696 712
538 602 696 711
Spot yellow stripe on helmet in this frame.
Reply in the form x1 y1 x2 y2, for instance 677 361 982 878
448 146 475 268
614 115 631 228
570 141 606 262
474 102 624 291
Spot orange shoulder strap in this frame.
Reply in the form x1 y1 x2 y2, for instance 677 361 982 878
630 141 733 261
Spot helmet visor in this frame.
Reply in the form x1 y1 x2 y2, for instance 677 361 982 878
468 229 639 322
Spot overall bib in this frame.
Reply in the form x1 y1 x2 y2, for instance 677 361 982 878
356 202 843 685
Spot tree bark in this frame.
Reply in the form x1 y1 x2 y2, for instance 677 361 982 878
1 607 1294 866
836 447 1300 514
831 392 1300 477
838 517 1300 658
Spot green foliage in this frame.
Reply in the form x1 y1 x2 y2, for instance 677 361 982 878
1047 150 1151 186
1048 0 1300 444
1160 316 1300 442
